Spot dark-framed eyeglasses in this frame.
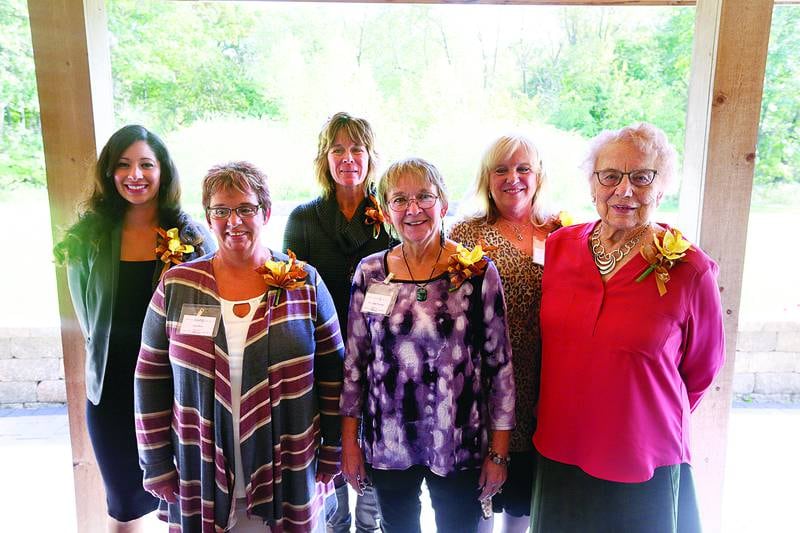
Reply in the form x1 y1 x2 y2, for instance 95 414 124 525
206 204 263 220
388 193 439 212
594 169 658 187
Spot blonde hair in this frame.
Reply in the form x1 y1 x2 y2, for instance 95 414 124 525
469 134 550 226
377 158 449 220
313 112 377 197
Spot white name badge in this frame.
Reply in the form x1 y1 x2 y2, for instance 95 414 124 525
533 238 546 265
361 282 400 316
179 304 222 336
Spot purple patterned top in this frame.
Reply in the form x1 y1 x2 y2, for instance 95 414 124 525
341 250 516 476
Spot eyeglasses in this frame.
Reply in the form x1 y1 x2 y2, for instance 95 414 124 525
388 193 439 212
594 169 657 187
206 204 262 220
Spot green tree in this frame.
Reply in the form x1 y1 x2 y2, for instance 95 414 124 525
108 0 280 133
0 0 44 189
756 6 800 185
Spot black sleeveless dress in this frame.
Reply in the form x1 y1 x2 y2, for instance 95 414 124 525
85 260 159 521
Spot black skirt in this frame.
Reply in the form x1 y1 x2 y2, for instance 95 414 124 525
85 260 159 521
531 455 702 533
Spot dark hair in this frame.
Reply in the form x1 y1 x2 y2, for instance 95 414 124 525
54 125 182 264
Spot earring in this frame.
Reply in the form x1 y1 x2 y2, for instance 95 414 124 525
440 220 445 247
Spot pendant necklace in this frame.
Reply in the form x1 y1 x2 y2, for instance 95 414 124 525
500 219 529 242
401 243 444 302
590 224 650 275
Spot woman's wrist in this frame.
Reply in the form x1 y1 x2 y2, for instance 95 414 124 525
341 436 361 452
487 447 511 466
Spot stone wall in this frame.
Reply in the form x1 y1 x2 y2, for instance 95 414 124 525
0 328 66 408
733 321 800 403
1 323 799 407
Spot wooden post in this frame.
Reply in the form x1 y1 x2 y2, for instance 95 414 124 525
680 1 774 532
27 0 113 531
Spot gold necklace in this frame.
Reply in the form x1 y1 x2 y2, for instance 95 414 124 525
401 244 444 302
500 219 530 242
590 224 649 275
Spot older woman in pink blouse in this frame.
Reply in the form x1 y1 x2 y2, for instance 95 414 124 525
532 123 725 533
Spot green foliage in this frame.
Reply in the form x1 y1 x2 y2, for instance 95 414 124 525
1 1 799 199
0 0 43 188
108 0 280 132
756 6 800 186
523 7 694 149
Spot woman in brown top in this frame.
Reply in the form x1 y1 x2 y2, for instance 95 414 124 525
450 134 560 533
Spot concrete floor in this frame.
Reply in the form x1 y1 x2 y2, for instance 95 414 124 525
1 405 798 533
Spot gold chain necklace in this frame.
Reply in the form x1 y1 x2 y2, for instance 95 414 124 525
401 244 444 301
500 219 530 242
590 224 649 275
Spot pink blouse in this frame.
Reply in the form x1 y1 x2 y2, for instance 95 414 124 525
533 222 725 483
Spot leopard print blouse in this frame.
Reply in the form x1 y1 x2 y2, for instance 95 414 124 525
449 219 544 452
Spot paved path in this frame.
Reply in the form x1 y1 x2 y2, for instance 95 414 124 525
1 406 798 532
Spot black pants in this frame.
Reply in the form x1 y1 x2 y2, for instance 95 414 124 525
368 464 482 533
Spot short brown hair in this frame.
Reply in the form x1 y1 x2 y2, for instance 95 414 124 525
314 112 377 197
201 161 271 215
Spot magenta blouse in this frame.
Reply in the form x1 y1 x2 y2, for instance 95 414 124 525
533 222 725 483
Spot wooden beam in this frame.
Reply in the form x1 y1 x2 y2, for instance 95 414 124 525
681 1 774 532
27 0 113 531
201 0 800 5
207 0 699 5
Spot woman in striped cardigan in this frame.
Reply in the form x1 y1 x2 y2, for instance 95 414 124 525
134 161 344 532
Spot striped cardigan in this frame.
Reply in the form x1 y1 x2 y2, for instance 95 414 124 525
134 252 344 532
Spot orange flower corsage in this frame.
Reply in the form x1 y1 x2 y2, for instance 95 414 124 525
255 249 308 304
447 241 496 291
364 195 385 239
155 227 195 279
635 228 693 296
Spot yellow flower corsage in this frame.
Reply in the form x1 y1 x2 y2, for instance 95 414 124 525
364 195 385 239
155 227 194 279
255 249 308 304
447 241 496 291
635 228 693 296
557 210 574 227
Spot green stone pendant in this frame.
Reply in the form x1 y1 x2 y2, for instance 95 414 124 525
416 287 427 302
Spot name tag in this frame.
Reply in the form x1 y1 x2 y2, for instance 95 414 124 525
179 304 222 336
361 282 400 316
533 238 546 265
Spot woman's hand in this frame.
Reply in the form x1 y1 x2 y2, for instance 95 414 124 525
478 457 508 501
341 439 368 496
147 477 179 504
478 430 511 501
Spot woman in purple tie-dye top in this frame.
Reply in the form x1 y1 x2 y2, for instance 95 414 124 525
339 158 516 533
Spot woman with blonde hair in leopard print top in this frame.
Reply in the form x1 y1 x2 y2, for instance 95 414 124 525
450 134 561 533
